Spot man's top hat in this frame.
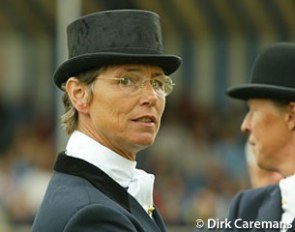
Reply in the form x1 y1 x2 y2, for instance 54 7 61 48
227 42 295 101
53 9 182 89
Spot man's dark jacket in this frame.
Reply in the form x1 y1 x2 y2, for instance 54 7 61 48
224 184 295 232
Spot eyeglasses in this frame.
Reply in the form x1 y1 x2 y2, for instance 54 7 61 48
97 72 175 96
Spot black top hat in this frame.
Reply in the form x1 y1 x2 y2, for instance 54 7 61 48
227 42 295 101
53 9 182 89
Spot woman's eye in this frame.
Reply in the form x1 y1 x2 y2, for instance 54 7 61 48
119 77 133 86
152 79 164 89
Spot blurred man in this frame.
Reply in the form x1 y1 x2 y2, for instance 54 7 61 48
225 42 295 231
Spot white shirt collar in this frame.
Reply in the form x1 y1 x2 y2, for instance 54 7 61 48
65 130 136 188
279 174 295 231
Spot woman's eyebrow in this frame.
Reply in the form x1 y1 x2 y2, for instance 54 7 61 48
121 67 141 72
121 67 165 77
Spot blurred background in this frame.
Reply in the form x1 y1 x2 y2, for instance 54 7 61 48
0 0 294 231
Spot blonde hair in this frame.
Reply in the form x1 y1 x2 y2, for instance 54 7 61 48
61 67 106 135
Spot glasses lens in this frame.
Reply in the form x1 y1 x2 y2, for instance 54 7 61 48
163 76 174 96
117 72 174 96
149 75 174 96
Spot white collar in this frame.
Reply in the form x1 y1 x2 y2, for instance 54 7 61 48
65 130 155 214
279 174 295 230
65 130 137 188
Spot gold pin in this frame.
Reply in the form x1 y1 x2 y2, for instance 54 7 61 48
147 206 155 215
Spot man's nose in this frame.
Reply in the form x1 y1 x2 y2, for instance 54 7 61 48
240 115 250 133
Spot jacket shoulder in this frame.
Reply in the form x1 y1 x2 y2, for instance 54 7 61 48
236 184 278 203
227 184 279 220
32 172 134 231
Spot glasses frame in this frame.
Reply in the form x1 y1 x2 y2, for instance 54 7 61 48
97 75 175 97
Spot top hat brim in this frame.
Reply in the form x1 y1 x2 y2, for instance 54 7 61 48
53 53 182 89
227 84 295 101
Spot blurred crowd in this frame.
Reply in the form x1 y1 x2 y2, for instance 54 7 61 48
0 94 249 231
0 98 55 231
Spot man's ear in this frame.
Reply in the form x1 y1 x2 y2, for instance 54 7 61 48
286 102 295 130
65 77 89 114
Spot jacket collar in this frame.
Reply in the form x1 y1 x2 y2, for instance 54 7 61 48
256 186 282 231
54 153 165 232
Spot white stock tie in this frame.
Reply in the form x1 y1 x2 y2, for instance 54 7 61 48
127 169 155 216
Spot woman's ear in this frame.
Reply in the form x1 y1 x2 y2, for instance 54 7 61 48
286 102 295 130
65 77 89 114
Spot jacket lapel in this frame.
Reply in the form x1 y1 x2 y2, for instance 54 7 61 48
153 209 166 232
256 186 282 232
54 153 164 232
128 194 165 232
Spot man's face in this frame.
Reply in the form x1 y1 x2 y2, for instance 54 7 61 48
79 64 166 160
241 99 290 172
